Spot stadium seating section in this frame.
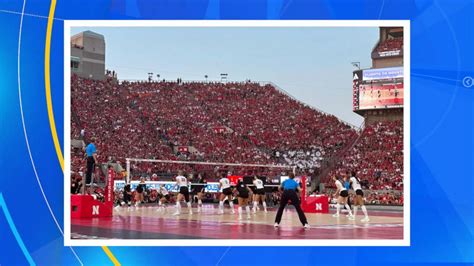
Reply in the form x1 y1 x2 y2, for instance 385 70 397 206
376 37 403 52
71 75 403 204
324 120 403 191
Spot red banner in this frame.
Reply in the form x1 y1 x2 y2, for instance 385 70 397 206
106 168 115 204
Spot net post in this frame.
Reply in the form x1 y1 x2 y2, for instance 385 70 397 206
126 158 130 184
301 175 307 209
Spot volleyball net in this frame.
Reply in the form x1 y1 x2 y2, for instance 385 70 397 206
123 158 309 193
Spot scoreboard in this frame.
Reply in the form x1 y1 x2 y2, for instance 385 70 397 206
353 67 404 111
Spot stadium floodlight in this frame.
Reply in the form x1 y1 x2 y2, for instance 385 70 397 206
205 75 208 82
220 73 228 82
351 62 361 69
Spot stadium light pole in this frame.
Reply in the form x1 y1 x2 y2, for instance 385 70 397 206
148 72 153 82
205 75 208 82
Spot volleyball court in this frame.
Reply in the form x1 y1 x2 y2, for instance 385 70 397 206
70 159 403 240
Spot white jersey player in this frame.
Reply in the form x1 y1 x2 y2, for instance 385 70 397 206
176 175 188 187
252 176 267 213
157 184 170 211
332 175 354 219
349 171 369 222
218 174 235 214
173 171 192 215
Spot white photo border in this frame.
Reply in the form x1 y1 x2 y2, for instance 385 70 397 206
64 20 410 247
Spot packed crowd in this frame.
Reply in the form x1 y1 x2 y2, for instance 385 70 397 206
376 37 403 52
71 76 402 205
326 188 403 206
364 190 403 205
71 76 356 178
123 81 356 164
124 81 271 165
324 120 403 192
70 76 176 179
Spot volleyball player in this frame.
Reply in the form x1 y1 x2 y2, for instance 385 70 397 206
193 173 207 213
274 173 310 229
343 175 352 216
250 181 258 210
332 175 354 220
173 171 193 215
157 184 170 211
349 171 370 222
117 183 132 209
252 176 267 213
234 179 251 220
135 177 146 207
218 173 235 214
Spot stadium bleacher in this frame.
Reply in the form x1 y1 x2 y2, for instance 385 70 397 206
71 75 402 204
324 120 403 191
376 37 403 52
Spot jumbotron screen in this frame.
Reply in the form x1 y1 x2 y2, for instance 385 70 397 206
353 67 404 111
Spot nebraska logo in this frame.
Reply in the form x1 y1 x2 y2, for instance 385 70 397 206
315 203 322 211
92 205 100 215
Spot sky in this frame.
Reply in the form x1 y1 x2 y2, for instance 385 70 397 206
71 27 379 126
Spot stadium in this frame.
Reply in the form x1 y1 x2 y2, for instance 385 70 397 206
68 26 405 241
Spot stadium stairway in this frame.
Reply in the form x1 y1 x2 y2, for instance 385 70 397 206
312 125 364 192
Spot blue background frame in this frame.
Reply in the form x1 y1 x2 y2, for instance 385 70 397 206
0 0 473 265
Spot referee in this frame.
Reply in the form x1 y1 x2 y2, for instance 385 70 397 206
274 173 310 229
83 137 98 194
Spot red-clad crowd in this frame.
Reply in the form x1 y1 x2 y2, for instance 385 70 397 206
71 75 403 204
71 75 173 161
324 120 403 192
123 81 270 165
365 190 403 205
326 188 403 206
376 37 403 52
121 80 356 165
71 76 356 175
